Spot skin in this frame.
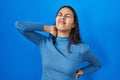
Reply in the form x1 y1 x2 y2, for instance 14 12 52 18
44 7 75 37
44 7 83 78
55 7 75 37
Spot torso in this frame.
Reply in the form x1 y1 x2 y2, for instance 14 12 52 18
39 36 86 80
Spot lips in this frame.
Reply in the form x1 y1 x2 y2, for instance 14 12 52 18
58 21 66 24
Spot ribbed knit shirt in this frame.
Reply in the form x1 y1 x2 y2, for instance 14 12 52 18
15 21 101 80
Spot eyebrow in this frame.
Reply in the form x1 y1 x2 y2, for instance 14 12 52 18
58 12 72 16
66 14 72 16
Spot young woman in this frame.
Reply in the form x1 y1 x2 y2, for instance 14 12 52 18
15 5 101 80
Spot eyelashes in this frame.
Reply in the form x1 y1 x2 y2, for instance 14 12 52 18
57 13 72 19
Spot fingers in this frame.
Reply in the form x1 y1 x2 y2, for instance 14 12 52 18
75 70 83 78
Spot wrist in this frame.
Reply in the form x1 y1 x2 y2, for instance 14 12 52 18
77 70 84 77
44 26 50 32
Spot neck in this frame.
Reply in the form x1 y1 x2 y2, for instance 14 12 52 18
57 30 70 37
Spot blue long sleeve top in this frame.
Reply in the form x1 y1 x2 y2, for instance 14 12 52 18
15 21 101 80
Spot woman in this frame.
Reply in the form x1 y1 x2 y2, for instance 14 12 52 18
15 5 101 80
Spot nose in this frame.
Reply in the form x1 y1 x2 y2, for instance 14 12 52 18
60 15 65 20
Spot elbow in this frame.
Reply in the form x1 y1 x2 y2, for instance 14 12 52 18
98 61 102 68
95 62 102 70
15 21 26 32
15 21 20 29
99 63 102 68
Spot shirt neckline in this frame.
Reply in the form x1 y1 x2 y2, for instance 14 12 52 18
56 36 69 41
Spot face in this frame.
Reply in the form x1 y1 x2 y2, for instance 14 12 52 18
55 7 75 32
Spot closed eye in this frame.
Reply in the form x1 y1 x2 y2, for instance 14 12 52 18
57 13 62 16
66 15 72 18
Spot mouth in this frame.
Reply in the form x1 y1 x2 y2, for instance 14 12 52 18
58 21 66 24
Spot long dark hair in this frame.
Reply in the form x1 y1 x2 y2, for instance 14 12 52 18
53 5 82 53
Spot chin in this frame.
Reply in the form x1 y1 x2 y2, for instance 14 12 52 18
56 25 64 29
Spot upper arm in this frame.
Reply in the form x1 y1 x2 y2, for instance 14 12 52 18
83 48 101 67
80 45 102 75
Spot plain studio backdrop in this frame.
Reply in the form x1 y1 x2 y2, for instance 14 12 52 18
0 0 120 80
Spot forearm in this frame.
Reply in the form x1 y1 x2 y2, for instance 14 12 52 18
15 21 44 32
76 62 101 78
80 63 101 75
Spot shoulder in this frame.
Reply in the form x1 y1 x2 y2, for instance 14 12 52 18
76 43 89 49
74 43 90 53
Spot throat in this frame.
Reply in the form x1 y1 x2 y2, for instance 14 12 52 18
57 30 70 37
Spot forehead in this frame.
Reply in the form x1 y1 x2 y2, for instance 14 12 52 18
58 7 74 15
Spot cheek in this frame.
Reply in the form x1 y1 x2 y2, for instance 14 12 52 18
55 17 59 24
67 19 74 25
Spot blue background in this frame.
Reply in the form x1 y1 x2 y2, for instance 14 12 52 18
0 0 120 80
